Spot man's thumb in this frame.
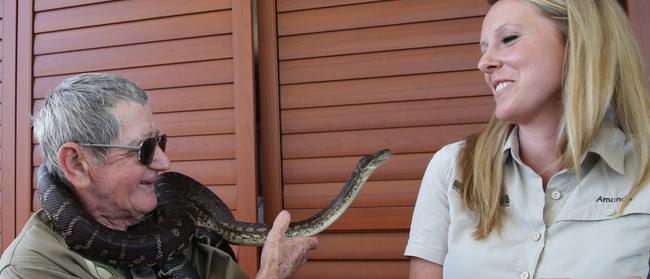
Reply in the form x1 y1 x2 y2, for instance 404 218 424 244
270 210 291 236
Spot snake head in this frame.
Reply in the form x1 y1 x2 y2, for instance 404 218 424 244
358 149 392 171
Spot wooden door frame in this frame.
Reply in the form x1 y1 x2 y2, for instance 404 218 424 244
1 0 18 251
233 0 260 276
257 0 284 222
13 0 33 240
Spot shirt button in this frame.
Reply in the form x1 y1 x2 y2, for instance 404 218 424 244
520 271 530 279
531 232 542 241
551 191 562 200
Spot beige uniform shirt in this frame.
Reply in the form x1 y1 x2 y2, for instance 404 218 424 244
0 210 248 279
405 123 650 279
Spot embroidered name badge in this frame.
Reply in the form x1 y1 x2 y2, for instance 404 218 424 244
595 195 625 203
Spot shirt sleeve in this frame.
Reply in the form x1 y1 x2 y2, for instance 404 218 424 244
191 241 249 279
404 143 459 265
0 265 82 279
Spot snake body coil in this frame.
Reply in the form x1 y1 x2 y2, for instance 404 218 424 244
37 149 391 270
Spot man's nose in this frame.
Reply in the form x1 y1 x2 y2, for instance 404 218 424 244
149 146 170 171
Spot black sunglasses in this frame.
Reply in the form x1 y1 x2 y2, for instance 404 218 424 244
81 134 167 165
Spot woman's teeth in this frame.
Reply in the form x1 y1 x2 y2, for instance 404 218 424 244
496 81 510 92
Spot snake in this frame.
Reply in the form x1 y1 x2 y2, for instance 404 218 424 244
37 149 391 274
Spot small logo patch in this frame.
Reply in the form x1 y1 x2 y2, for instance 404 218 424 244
452 180 463 193
499 194 510 207
452 180 510 207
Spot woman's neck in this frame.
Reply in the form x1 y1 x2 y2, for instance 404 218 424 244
517 121 562 190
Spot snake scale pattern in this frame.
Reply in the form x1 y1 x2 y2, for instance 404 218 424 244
37 149 391 272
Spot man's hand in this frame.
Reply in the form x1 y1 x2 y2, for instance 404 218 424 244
257 211 319 279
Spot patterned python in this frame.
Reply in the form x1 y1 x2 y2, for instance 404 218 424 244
37 149 391 274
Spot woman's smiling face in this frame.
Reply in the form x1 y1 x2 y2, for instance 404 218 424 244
478 0 566 126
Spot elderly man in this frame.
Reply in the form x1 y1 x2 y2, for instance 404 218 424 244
0 73 318 278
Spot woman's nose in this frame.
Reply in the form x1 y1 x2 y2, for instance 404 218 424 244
478 48 502 74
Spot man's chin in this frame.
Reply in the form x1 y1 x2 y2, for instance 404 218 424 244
132 193 158 215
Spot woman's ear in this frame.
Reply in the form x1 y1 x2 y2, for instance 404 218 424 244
58 142 92 189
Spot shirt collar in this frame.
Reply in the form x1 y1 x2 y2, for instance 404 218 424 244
502 122 626 174
586 121 626 175
502 126 519 164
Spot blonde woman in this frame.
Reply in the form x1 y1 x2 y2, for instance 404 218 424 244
405 0 650 278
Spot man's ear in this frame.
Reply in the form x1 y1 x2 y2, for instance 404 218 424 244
58 142 92 189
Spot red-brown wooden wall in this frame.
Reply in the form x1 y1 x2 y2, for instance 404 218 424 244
258 0 650 278
0 0 4 252
628 0 650 83
0 0 647 278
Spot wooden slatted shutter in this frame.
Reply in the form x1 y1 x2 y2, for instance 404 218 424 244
14 0 259 276
260 0 491 277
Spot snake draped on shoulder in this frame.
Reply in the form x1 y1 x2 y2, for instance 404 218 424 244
37 149 391 278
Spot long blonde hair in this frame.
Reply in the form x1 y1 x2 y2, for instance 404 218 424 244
462 0 650 239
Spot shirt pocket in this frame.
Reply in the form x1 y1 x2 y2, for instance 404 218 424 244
544 191 650 278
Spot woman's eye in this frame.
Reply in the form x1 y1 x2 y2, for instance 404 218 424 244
502 35 519 44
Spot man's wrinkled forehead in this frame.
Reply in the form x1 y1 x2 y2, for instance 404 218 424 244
113 102 158 143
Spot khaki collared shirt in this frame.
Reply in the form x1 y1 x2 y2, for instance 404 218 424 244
0 210 248 279
405 123 650 279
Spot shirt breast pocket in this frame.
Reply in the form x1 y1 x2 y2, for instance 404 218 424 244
542 199 650 278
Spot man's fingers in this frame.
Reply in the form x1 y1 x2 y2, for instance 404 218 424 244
267 212 320 252
269 210 291 239
301 236 319 250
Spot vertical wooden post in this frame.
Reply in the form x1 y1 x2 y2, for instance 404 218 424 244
15 0 33 236
232 0 259 277
1 0 17 251
258 0 284 228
